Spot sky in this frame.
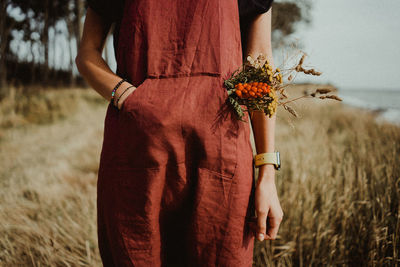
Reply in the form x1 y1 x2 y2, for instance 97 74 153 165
289 0 400 90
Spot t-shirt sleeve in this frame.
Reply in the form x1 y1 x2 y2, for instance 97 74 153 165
238 0 274 18
86 0 124 23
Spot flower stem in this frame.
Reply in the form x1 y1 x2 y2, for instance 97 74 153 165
278 95 312 106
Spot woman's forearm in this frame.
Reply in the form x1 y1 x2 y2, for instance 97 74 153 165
75 8 133 107
244 9 277 183
76 48 123 101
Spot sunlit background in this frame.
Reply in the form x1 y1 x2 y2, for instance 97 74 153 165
295 0 400 89
279 0 400 124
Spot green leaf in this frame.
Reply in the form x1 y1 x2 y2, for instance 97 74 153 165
228 96 246 122
225 80 234 89
227 89 235 96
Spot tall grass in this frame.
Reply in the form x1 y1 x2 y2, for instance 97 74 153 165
0 87 105 266
253 89 400 266
0 86 399 266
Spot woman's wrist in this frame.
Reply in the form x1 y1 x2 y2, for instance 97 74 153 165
257 164 276 184
114 82 134 108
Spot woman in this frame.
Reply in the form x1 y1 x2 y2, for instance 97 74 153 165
75 0 283 265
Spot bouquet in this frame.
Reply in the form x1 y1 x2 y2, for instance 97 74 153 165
223 52 342 122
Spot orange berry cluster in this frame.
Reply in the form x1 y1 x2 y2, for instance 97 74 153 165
234 82 271 99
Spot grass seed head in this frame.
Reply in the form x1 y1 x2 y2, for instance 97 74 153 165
283 104 298 117
319 95 342 101
299 54 306 66
316 88 332 94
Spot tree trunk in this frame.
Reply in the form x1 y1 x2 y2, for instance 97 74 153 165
29 41 36 85
0 0 10 98
41 0 50 87
67 5 75 87
72 0 84 87
74 0 83 50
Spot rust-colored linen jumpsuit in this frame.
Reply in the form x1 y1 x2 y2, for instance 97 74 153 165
89 0 273 265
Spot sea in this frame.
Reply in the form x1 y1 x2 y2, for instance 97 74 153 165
338 88 400 126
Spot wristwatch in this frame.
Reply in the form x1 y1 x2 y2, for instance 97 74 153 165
254 151 280 170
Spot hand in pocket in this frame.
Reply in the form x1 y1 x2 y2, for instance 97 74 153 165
117 79 148 112
117 85 137 111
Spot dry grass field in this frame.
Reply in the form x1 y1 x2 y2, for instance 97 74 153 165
0 85 399 266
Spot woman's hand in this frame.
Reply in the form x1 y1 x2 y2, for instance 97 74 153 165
115 85 137 110
254 164 283 241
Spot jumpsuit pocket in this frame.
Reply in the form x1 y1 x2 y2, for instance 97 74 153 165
120 78 149 113
192 76 240 179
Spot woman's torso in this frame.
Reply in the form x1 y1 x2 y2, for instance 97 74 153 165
114 0 243 86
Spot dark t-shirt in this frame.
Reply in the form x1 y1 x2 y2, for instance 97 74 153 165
87 0 273 59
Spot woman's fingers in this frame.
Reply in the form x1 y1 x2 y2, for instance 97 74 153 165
256 210 269 241
266 215 283 240
254 209 284 241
